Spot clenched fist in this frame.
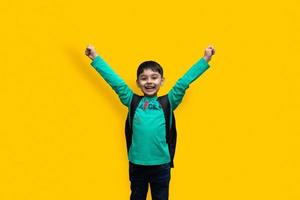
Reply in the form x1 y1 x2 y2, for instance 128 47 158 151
85 44 98 60
203 45 215 62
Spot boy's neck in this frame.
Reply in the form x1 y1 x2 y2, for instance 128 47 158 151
143 94 158 99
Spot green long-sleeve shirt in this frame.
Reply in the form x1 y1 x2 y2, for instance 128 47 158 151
91 55 209 165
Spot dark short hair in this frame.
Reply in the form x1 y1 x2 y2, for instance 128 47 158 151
137 61 163 79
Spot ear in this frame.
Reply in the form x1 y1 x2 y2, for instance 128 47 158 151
160 77 165 86
136 80 141 88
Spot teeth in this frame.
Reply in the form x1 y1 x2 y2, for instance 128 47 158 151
145 86 155 89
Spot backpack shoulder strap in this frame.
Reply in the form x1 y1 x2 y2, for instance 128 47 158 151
158 94 177 168
129 94 143 129
125 94 143 153
158 95 171 137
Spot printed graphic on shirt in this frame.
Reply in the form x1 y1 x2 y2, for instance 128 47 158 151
138 101 162 111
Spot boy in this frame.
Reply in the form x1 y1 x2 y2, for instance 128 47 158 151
85 44 215 200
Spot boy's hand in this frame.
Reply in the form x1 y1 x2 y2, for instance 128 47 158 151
85 44 98 60
203 45 215 62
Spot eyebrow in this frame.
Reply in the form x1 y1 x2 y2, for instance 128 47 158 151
140 74 159 77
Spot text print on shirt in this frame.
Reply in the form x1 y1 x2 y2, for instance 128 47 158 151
138 101 162 111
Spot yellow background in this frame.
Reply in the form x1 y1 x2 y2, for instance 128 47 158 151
1 0 299 199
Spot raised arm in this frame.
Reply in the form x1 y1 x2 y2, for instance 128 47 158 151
167 45 215 110
85 45 133 107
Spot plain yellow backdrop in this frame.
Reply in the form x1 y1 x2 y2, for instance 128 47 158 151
1 0 299 199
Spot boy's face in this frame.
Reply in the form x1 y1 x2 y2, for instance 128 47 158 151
136 69 165 97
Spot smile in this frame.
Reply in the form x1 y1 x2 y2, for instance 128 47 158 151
145 85 155 89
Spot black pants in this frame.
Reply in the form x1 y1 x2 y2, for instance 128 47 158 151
129 162 171 200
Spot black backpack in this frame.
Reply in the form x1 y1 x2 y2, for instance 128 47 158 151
125 94 177 168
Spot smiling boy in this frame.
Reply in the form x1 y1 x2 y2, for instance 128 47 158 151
85 45 215 200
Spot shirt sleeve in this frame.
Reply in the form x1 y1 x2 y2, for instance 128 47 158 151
167 57 210 111
91 55 133 107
